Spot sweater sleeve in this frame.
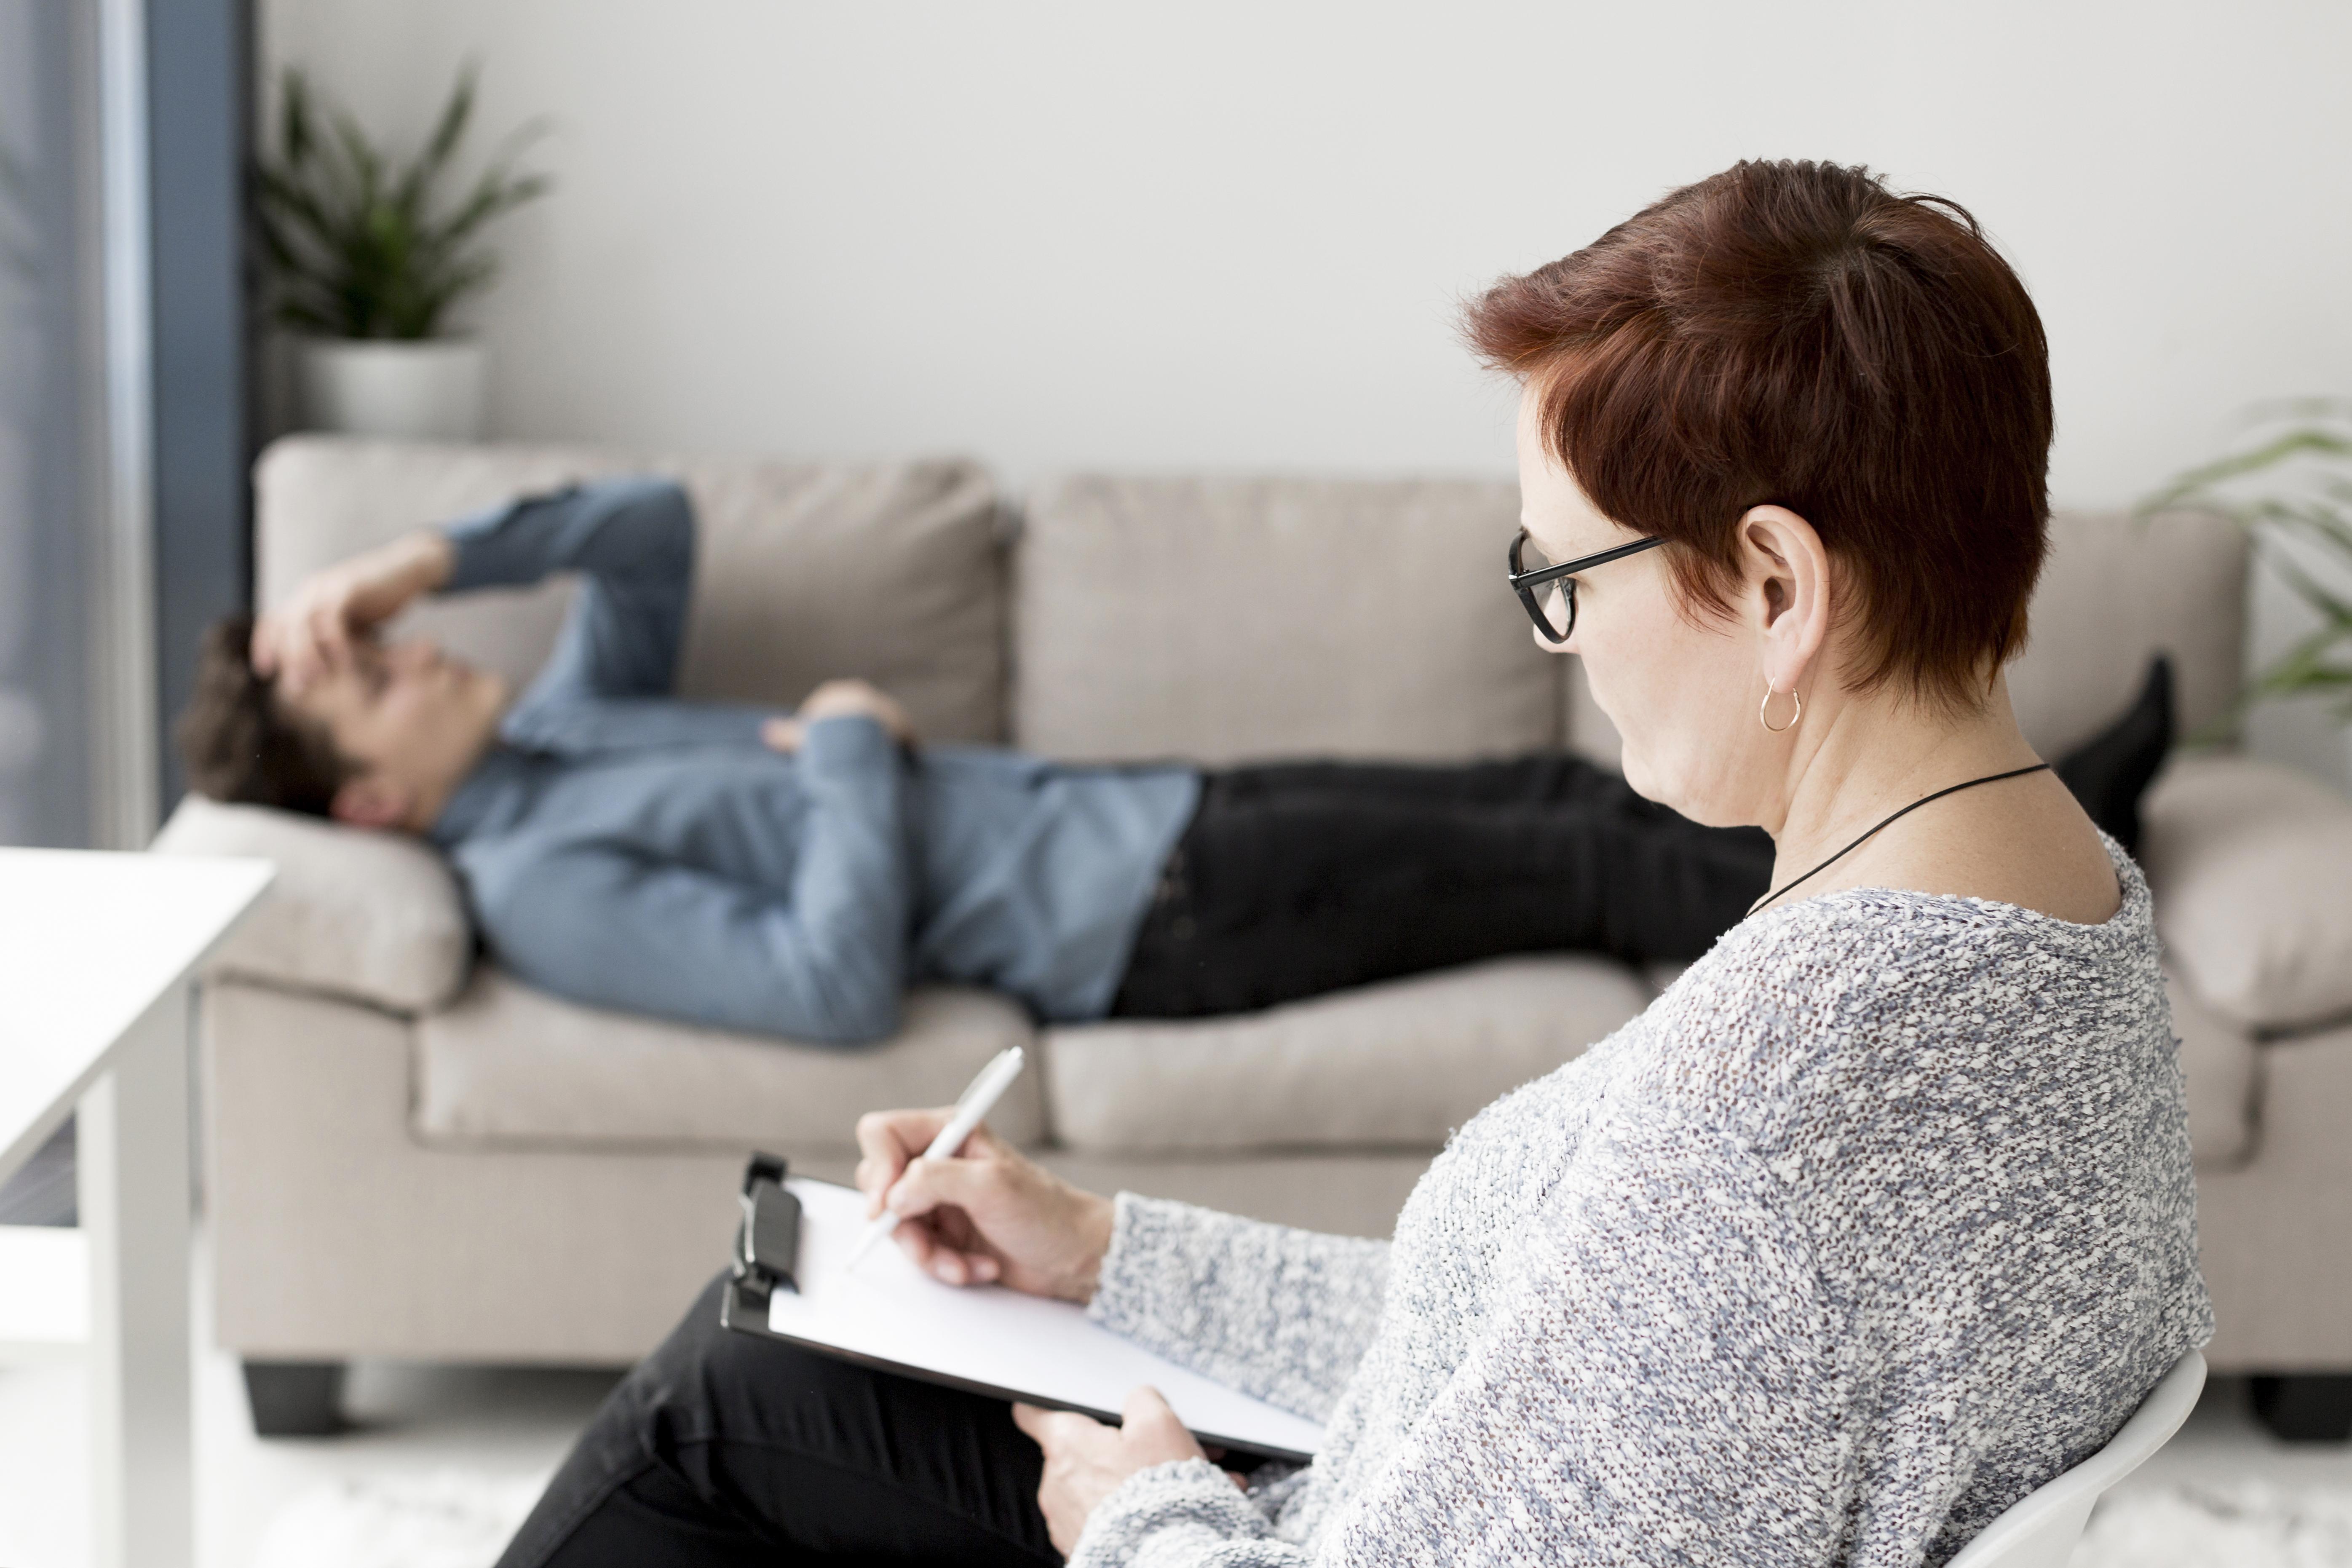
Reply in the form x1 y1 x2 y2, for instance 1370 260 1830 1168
442 476 696 705
1072 1118 1853 1568
1086 1194 1390 1424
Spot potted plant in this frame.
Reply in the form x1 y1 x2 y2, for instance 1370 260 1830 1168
257 64 550 440
2141 399 2352 770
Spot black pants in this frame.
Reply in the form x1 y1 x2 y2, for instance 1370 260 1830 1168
495 1274 1058 1567
1110 752 1774 1019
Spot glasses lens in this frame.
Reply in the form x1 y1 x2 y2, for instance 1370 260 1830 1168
1534 580 1573 639
1511 532 1574 640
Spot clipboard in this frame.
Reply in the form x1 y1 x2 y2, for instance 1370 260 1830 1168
720 1162 1326 1465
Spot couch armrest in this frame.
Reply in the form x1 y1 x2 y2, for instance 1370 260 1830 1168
151 794 473 1013
2142 753 2352 1032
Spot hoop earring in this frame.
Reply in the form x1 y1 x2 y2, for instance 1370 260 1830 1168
1760 684 1802 733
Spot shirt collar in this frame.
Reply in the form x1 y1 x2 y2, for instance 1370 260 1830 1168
428 744 538 848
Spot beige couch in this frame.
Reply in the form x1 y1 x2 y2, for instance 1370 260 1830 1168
156 437 2352 1433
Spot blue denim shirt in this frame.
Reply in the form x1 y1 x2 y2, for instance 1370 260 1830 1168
426 478 1199 1045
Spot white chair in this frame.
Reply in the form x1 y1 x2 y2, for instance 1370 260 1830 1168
1946 1350 2208 1568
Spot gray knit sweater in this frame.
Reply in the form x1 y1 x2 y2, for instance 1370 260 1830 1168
1076 841 2211 1568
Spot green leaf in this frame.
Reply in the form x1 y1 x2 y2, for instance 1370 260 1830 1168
431 165 550 256
2148 404 2352 731
2280 513 2352 562
279 68 316 171
251 60 549 340
330 108 382 213
2136 426 2352 514
401 61 479 213
2269 552 2352 628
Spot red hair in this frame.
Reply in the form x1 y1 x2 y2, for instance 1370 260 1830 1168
1464 160 2052 706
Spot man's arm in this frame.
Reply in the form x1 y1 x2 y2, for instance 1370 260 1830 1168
252 475 697 704
444 476 696 705
471 715 916 1045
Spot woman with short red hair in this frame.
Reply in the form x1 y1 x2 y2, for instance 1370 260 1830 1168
498 161 2210 1568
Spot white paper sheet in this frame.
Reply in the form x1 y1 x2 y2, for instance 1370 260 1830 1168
764 1178 1327 1462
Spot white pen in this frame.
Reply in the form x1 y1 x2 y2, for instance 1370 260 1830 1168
847 1045 1027 1271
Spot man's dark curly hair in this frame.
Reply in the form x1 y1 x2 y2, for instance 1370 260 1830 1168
175 614 353 815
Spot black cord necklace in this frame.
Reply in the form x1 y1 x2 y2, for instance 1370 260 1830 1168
1748 763 2052 915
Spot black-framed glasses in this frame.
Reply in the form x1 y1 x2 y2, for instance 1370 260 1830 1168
1506 528 1667 644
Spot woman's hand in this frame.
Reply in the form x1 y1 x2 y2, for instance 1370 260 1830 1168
853 1109 1113 1302
1014 1388 1230 1557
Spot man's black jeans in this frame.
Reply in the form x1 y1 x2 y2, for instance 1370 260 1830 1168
495 1274 1060 1566
1110 752 1774 1018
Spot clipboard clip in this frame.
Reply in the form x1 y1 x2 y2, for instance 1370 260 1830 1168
730 1152 804 1310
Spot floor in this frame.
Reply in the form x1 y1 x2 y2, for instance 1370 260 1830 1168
0 1186 622 1568
2128 1379 2352 1494
2 1193 2349 1568
0 1339 620 1568
6 1347 2352 1568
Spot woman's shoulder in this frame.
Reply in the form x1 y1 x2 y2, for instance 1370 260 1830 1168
1671 831 2154 999
1632 835 2164 1126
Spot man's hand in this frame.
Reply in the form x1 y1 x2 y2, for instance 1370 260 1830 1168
253 530 455 694
761 679 917 752
1014 1388 1238 1557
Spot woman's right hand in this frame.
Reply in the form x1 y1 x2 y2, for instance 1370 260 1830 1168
854 1110 1114 1303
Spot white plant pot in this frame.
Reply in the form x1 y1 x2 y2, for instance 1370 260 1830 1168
295 338 488 441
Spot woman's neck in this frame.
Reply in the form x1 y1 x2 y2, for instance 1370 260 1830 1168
1760 671 2044 902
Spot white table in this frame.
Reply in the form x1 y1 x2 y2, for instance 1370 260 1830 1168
0 848 272 1568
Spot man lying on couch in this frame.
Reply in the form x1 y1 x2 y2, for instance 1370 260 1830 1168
178 475 1902 1045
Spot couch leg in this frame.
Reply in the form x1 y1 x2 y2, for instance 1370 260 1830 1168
241 1359 349 1437
2250 1375 2352 1442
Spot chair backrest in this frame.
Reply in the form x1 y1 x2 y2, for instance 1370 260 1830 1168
1945 1351 2206 1568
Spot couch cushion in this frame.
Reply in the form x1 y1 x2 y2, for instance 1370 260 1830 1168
415 969 1041 1151
2008 508 2245 756
150 793 472 1012
1042 955 1651 1154
2143 752 2352 1032
254 436 1007 743
1014 474 1561 763
2168 967 2258 1171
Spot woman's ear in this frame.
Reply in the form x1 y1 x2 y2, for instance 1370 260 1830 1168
1738 504 1833 699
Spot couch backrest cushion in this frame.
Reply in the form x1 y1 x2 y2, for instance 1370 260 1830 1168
2004 508 2245 756
253 436 1008 743
1014 474 1561 763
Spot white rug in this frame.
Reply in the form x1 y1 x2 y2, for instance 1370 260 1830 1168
2078 1483 2352 1568
246 1471 2352 1568
248 1469 552 1568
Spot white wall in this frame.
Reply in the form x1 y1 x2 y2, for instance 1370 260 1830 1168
258 0 2352 771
